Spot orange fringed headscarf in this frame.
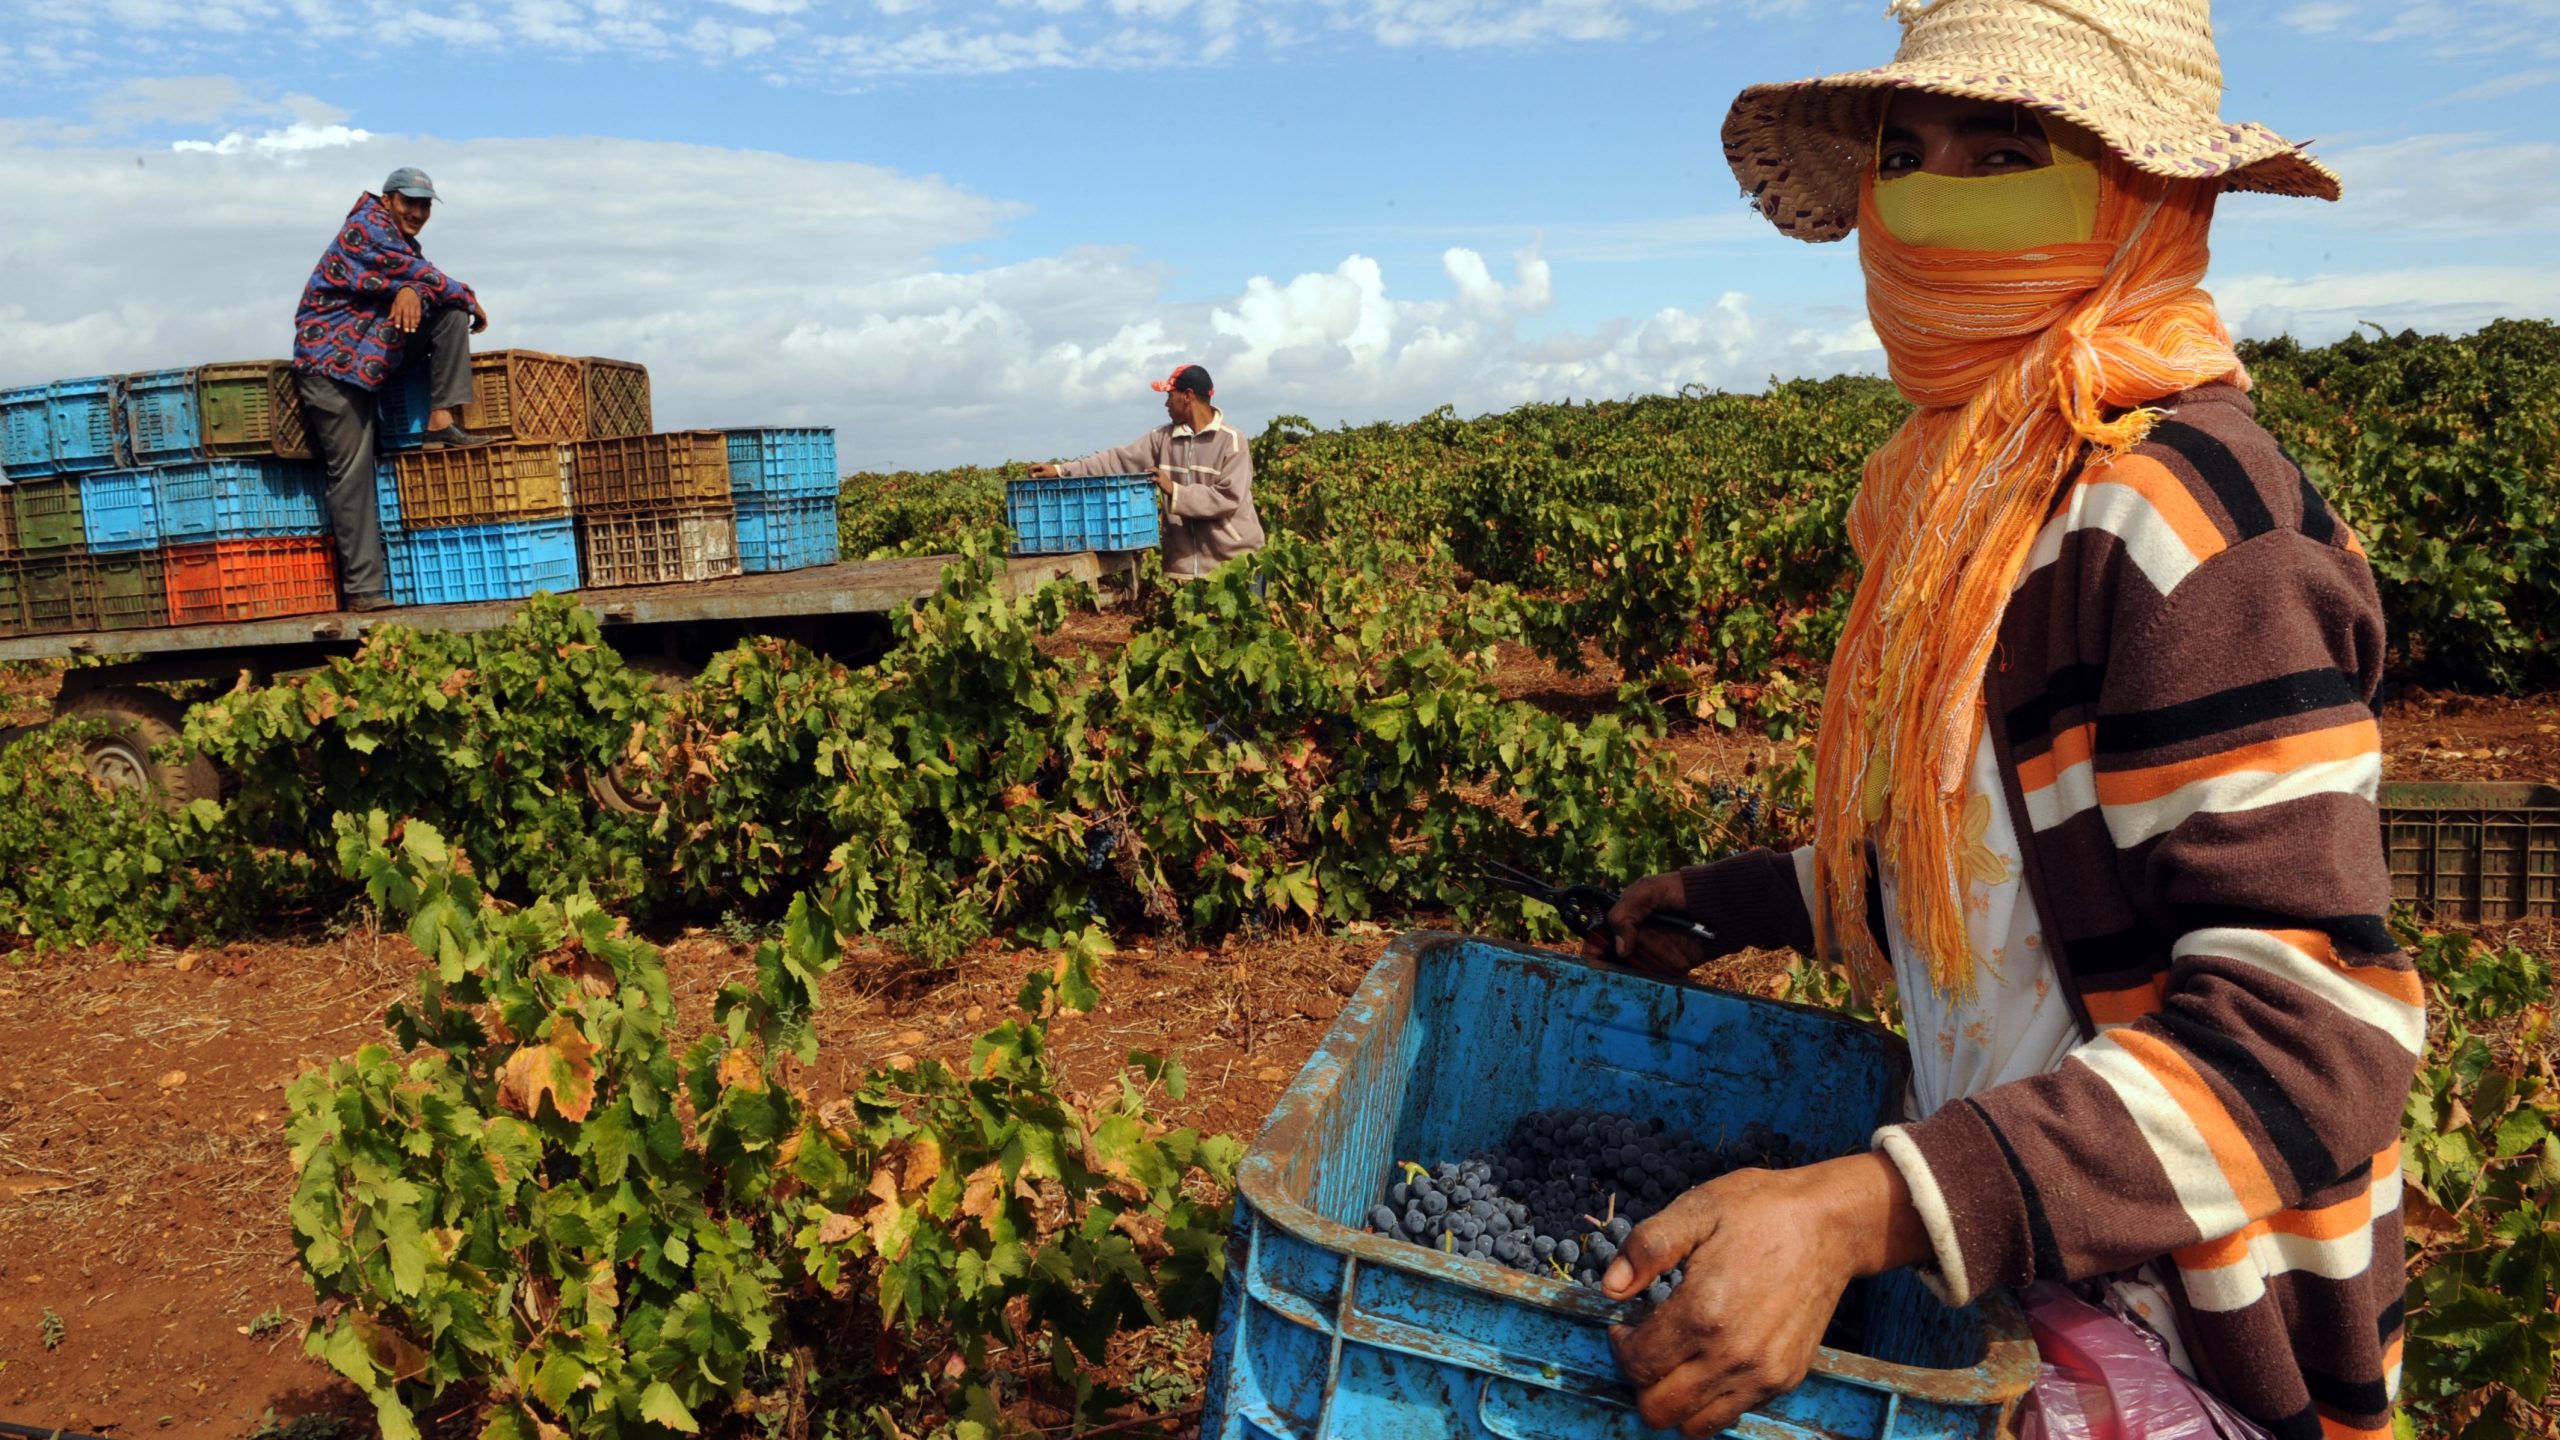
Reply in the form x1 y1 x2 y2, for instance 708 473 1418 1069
1812 153 2244 1000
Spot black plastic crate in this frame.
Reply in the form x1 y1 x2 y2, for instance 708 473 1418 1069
2380 781 2560 923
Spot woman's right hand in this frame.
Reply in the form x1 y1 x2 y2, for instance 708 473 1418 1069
1026 462 1062 479
1584 871 1722 977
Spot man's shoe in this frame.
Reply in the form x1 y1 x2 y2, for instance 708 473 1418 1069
421 424 493 449
347 593 397 613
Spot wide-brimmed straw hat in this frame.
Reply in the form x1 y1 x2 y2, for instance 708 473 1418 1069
1722 0 2341 243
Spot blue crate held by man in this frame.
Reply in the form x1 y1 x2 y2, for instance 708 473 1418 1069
733 494 839 574
47 377 125 474
723 428 839 504
1198 933 2037 1440
157 460 329 543
388 516 580 606
1006 473 1160 556
122 368 203 466
0 386 53 476
78 470 161 552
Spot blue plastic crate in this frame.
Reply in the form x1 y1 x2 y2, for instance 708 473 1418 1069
374 459 402 529
379 366 431 452
386 516 578 606
1 386 51 476
157 460 328 542
47 377 123 474
733 494 839 574
1200 934 2036 1440
723 428 839 504
1005 473 1159 555
122 368 201 465
78 469 160 552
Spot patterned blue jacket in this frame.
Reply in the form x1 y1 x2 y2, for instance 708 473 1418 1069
291 193 478 392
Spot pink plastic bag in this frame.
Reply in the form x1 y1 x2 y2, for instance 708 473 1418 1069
2014 1282 2275 1440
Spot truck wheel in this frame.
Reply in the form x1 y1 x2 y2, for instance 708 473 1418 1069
590 656 698 816
58 687 220 809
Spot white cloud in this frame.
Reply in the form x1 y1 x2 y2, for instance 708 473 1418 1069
2281 2 2357 35
2280 0 2560 58
0 0 1767 80
0 124 1884 466
2216 265 2560 344
2317 132 2560 233
2428 66 2560 104
171 121 373 158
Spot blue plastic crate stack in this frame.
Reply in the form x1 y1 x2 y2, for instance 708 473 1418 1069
0 366 336 636
724 428 841 572
378 430 581 607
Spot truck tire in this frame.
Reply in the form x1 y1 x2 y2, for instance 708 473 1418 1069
57 687 220 809
590 656 698 817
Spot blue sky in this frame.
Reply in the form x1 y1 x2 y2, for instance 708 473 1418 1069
2 0 2554 468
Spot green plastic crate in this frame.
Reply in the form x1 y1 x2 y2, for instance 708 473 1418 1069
0 562 22 637
11 478 86 554
95 551 168 632
21 554 98 635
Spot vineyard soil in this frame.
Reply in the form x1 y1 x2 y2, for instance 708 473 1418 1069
0 914 1796 1437
0 646 2553 1438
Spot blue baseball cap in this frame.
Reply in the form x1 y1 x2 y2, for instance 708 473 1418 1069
382 167 440 201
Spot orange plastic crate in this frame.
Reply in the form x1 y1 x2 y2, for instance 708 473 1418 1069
165 537 338 625
466 350 587 444
565 431 732 513
581 359 652 440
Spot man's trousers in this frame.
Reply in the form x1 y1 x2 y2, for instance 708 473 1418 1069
296 305 474 600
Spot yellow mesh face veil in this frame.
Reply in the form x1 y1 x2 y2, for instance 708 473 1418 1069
1873 117 2102 251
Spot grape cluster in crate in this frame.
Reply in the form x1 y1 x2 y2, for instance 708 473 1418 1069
1366 1106 1819 1302
0 364 340 635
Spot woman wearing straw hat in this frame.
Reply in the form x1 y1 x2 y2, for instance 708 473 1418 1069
1586 3 2415 1437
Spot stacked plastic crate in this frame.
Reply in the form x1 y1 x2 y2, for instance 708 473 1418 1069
375 350 683 603
0 366 334 635
723 429 840 573
0 374 122 637
567 431 741 587
378 350 590 605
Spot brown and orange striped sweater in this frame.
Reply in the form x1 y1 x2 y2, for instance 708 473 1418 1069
1702 383 2417 1438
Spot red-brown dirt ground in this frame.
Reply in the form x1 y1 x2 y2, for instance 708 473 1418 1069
1 651 2553 1438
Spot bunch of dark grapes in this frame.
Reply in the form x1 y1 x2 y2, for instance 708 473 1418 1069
1365 1107 1817 1305
1083 819 1124 874
1704 780 1774 840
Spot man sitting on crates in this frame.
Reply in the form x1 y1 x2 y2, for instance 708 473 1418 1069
291 166 491 610
1027 363 1265 577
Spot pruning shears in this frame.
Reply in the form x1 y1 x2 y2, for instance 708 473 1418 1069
1473 859 1718 958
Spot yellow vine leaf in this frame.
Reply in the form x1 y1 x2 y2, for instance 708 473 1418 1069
495 1016 600 1122
716 1049 767 1094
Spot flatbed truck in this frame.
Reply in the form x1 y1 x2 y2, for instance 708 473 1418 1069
1 550 1127 803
